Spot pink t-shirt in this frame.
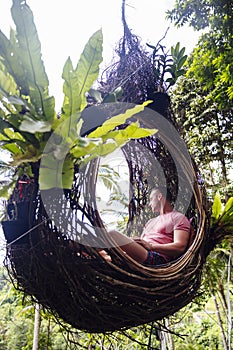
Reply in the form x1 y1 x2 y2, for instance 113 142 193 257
141 211 190 262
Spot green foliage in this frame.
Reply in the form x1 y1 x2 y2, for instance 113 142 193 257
201 194 233 316
11 0 54 121
202 240 231 299
168 6 233 346
171 74 233 197
0 0 157 193
0 263 232 349
39 101 157 189
0 0 55 178
96 160 129 230
211 193 233 236
166 0 233 38
0 265 161 349
167 42 188 86
173 316 226 349
168 1 233 198
61 29 103 120
186 34 233 109
168 0 233 112
211 192 223 221
88 86 123 103
146 40 187 91
0 267 77 349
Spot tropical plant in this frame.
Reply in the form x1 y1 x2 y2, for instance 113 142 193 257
146 40 188 92
210 193 233 243
0 0 157 196
88 0 188 108
167 0 233 201
167 0 233 38
96 153 130 230
171 74 233 199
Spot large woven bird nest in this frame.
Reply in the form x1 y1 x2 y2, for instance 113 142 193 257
3 108 211 333
2 2 221 334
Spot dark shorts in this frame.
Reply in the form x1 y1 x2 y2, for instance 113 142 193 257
143 250 166 266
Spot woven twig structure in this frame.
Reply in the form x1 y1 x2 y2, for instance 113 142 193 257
3 109 211 333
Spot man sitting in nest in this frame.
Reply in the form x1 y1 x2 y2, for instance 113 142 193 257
99 187 191 266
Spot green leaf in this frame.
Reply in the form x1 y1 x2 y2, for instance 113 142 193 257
88 88 103 103
176 69 186 77
122 122 158 139
0 140 12 147
177 55 187 69
52 111 82 140
176 47 186 60
146 43 157 50
62 29 103 118
42 96 56 122
39 154 74 190
0 66 18 95
7 96 26 106
3 128 25 142
173 42 180 57
11 144 40 165
211 192 223 220
0 29 29 95
0 183 13 198
88 101 152 138
71 138 102 158
75 29 103 110
0 119 11 135
19 115 52 133
165 77 176 85
227 85 233 99
220 197 233 225
0 87 28 117
103 87 123 103
224 197 233 213
11 0 54 120
4 114 40 147
61 57 80 119
100 122 157 143
80 140 118 164
0 128 26 149
0 132 22 155
71 121 157 166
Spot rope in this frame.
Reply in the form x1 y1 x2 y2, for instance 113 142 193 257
5 219 47 247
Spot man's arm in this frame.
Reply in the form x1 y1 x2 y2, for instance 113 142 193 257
134 229 190 258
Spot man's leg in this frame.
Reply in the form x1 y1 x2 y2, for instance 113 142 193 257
69 230 148 264
108 230 148 263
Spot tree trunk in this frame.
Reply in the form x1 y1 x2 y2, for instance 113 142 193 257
159 318 174 350
214 113 229 200
226 254 232 350
212 295 228 350
32 303 41 350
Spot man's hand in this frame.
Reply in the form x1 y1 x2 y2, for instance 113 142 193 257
133 238 152 251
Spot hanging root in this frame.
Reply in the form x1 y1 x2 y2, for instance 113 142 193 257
99 0 157 103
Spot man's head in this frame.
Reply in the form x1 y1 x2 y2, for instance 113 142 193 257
149 187 173 213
